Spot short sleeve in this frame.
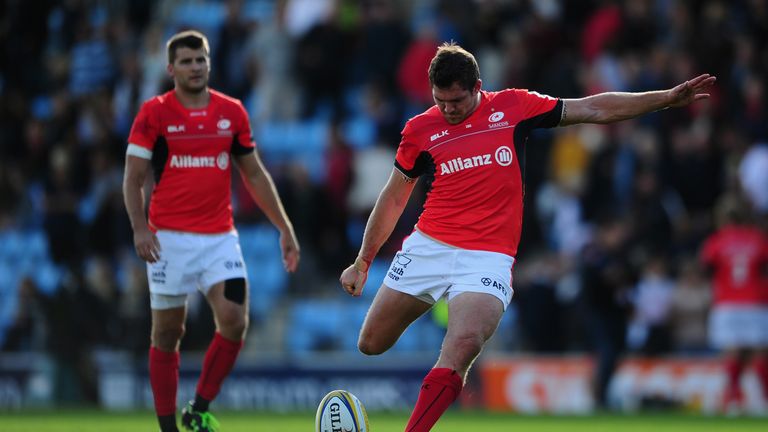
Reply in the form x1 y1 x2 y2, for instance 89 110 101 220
232 101 256 156
127 101 160 150
515 90 562 129
394 122 425 178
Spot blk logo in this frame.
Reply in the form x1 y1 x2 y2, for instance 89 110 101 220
481 277 492 286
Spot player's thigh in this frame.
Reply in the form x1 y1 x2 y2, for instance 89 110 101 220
360 284 432 343
206 279 249 327
445 292 504 343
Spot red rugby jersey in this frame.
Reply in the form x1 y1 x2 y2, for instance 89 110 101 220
700 225 768 305
395 89 562 256
127 89 255 233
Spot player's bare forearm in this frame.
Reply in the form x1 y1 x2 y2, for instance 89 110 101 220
237 155 300 271
236 154 294 233
123 155 160 262
122 156 150 232
356 169 416 270
562 90 670 125
561 74 715 125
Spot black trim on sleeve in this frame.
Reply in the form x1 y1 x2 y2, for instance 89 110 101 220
537 99 564 129
394 150 432 179
151 136 168 184
231 134 255 156
512 100 563 186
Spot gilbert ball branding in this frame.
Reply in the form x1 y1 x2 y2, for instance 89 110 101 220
315 389 369 432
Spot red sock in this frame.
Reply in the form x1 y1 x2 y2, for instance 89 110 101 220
724 356 744 400
405 368 463 432
196 332 243 401
149 347 180 416
754 355 768 400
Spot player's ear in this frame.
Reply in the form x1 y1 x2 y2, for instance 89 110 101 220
473 79 482 94
166 63 174 77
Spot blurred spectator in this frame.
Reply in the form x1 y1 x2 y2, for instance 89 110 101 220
580 215 634 410
360 0 410 94
294 3 351 119
42 146 84 266
738 142 768 216
246 0 300 122
1 277 47 352
700 194 768 412
627 257 675 355
670 257 712 353
319 122 355 270
68 9 116 98
211 0 255 101
397 23 437 109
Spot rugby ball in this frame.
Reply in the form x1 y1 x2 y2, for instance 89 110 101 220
315 389 369 432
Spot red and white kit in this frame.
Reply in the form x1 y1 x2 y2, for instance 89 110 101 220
387 89 563 304
128 89 255 233
701 225 768 349
127 90 254 307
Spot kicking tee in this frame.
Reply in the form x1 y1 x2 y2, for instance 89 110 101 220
395 89 562 257
127 89 255 233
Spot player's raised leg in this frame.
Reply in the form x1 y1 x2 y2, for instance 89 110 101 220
182 279 248 432
405 292 503 432
150 305 187 432
358 284 432 355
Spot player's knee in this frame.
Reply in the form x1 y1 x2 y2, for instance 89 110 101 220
220 313 248 336
224 278 246 305
449 333 485 360
153 325 185 350
357 334 388 356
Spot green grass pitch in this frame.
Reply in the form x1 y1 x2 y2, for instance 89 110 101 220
1 410 766 431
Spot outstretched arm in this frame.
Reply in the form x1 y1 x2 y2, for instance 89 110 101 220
560 74 716 126
235 152 300 272
339 168 418 296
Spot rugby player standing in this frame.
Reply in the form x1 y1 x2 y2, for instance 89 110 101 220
124 30 300 432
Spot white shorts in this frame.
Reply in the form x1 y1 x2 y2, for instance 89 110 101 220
709 304 768 349
147 230 247 310
384 230 515 310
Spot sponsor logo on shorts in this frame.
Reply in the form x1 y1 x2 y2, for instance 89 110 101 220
481 277 509 297
388 252 412 281
151 260 168 284
224 260 243 270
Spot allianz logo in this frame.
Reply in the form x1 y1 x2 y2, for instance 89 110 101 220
440 154 492 175
170 152 230 170
439 146 514 175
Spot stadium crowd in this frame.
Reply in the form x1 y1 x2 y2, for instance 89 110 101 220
0 0 767 406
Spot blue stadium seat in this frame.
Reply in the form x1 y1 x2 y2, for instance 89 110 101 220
238 224 288 322
286 300 345 353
